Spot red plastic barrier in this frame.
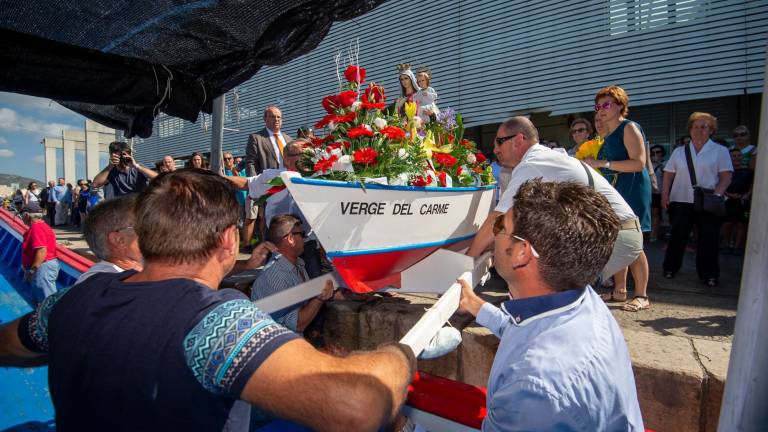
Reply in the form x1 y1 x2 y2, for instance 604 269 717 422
0 208 93 273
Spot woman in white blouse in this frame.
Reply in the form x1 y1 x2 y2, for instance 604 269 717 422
661 112 733 287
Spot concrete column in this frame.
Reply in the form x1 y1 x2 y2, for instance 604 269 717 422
62 137 76 184
85 120 102 181
44 142 57 183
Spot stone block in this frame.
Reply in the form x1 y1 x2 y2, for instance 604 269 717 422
692 339 731 432
358 298 411 350
323 300 365 352
624 329 704 432
459 325 499 387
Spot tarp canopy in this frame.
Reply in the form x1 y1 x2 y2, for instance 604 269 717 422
0 0 384 138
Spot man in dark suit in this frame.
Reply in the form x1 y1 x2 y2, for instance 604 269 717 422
243 106 292 247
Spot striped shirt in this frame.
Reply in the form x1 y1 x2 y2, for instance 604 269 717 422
251 254 308 331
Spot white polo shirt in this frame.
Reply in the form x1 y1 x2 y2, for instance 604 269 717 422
663 140 733 204
496 144 636 221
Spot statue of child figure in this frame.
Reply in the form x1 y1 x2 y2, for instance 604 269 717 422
414 67 439 122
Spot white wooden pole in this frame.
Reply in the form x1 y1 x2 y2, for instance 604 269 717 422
717 44 768 431
210 95 225 173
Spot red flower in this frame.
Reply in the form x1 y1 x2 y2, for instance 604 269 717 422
322 95 339 113
361 84 386 110
335 111 356 123
434 153 458 167
353 147 378 165
266 185 286 195
437 171 448 187
475 152 487 163
461 139 474 148
347 125 374 139
340 141 351 150
309 136 333 147
337 91 357 108
447 134 455 143
314 114 335 129
379 126 406 140
457 166 463 176
344 65 366 84
314 155 339 173
411 175 428 187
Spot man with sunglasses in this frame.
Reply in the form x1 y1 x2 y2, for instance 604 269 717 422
731 125 756 170
467 117 643 300
251 214 335 333
459 179 643 431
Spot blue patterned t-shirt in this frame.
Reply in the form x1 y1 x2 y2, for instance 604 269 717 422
18 271 299 432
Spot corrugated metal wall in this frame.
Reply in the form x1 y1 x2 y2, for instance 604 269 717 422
134 0 768 165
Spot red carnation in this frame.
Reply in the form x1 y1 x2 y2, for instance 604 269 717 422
379 126 406 140
344 65 366 84
411 175 428 187
314 155 339 174
353 147 378 165
322 95 339 113
347 125 374 139
335 111 356 123
475 152 487 163
434 153 458 167
266 185 286 195
337 91 357 108
437 171 448 187
314 114 335 129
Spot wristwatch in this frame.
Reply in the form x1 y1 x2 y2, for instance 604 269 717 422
604 160 611 169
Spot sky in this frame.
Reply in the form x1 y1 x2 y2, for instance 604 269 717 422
0 92 88 182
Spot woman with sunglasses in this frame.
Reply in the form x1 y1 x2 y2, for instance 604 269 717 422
584 85 651 312
567 118 594 156
22 181 44 213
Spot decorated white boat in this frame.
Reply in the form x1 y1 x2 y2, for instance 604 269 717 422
281 171 495 292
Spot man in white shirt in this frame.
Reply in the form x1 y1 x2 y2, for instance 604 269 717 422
78 195 143 283
467 117 645 295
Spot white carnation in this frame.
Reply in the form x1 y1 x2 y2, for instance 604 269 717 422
373 117 387 129
351 101 362 112
466 153 477 164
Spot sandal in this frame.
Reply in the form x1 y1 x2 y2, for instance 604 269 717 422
622 296 650 312
600 290 628 302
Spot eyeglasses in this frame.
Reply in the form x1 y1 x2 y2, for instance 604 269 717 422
113 226 134 233
284 230 305 239
594 101 615 112
492 214 540 258
494 133 522 146
733 132 748 138
571 128 588 134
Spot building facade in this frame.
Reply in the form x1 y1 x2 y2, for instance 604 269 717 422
133 0 768 164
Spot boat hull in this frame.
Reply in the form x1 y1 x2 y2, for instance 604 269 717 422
281 173 494 292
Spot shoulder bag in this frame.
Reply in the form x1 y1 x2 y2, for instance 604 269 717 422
684 145 726 217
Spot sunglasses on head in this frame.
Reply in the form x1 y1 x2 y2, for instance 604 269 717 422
594 101 615 112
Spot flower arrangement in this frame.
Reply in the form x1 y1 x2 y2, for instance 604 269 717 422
295 64 495 188
574 136 605 160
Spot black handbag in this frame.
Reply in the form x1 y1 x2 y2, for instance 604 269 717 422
684 145 726 217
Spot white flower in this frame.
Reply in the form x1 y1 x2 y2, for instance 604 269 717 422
373 117 387 129
466 153 477 164
351 101 362 112
398 148 408 159
363 124 373 132
330 148 343 158
328 121 336 131
332 155 354 172
412 116 423 129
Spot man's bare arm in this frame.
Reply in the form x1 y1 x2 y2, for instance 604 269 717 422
466 211 502 257
241 339 415 432
0 319 47 367
224 175 249 191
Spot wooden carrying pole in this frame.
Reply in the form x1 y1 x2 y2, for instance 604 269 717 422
717 45 768 430
209 95 225 173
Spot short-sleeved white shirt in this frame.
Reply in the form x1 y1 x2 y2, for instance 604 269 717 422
495 144 636 221
663 140 733 204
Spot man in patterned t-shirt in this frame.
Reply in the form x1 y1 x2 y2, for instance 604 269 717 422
0 169 415 432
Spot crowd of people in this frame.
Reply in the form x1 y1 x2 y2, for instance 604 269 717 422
0 76 758 431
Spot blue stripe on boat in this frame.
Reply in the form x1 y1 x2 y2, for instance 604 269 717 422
288 176 495 192
326 233 475 257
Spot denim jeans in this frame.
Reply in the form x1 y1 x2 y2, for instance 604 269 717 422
30 259 59 306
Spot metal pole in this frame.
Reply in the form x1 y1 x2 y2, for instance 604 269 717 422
717 44 768 431
210 95 225 174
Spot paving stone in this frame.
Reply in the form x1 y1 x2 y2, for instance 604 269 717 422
623 329 705 432
692 339 731 432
